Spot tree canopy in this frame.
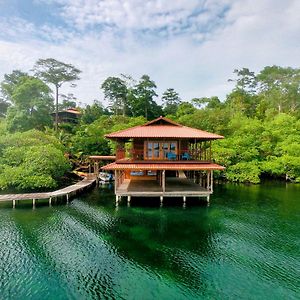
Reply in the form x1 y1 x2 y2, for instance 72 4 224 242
162 88 181 115
33 58 81 130
0 130 70 190
1 63 300 189
101 77 127 116
5 76 53 132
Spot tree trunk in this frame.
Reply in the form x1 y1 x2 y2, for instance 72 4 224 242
55 85 59 131
123 102 126 116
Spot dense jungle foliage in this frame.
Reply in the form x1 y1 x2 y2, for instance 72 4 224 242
0 60 299 190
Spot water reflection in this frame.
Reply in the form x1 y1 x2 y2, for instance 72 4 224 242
0 182 299 299
80 191 223 293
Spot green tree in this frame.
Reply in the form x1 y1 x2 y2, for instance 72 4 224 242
224 90 261 118
81 100 109 124
70 115 146 156
176 102 196 117
101 76 128 116
33 58 81 131
228 68 257 94
213 116 264 183
58 93 77 110
0 70 28 102
129 75 161 119
192 96 223 110
162 88 181 115
260 114 300 181
0 130 70 191
257 66 300 113
6 77 53 132
0 98 10 117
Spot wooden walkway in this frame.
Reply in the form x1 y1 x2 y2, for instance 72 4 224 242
0 177 96 208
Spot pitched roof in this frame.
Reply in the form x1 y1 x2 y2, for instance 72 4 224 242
105 116 224 139
101 162 225 171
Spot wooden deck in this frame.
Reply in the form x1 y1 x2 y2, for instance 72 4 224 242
116 177 211 198
0 177 96 207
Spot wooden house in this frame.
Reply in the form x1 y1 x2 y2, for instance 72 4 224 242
51 108 81 124
101 116 225 204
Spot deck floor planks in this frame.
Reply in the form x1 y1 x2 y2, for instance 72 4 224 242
117 177 210 197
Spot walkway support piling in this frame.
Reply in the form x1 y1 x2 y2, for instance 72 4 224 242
0 177 96 208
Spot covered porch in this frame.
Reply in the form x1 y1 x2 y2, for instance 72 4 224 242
102 161 224 205
117 177 212 197
114 170 215 205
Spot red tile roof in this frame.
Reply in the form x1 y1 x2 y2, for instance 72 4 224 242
105 116 224 140
101 162 225 171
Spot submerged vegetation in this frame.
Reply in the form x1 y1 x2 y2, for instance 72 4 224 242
0 59 299 190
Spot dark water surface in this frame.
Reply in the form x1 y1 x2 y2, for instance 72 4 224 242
0 182 299 299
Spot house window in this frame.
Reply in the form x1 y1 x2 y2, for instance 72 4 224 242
154 142 160 158
147 142 153 158
145 141 177 160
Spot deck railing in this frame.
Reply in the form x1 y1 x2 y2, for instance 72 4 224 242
127 149 212 161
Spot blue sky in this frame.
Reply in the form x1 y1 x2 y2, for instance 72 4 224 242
0 0 299 105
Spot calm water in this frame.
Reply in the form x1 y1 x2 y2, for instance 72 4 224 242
0 183 299 300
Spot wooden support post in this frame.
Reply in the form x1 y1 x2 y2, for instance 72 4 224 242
183 196 186 203
211 170 213 192
200 141 202 160
207 171 210 190
162 170 166 193
13 199 16 208
49 197 52 206
115 195 119 205
32 199 36 208
127 196 131 204
66 194 69 203
114 171 118 194
96 173 99 186
207 195 210 203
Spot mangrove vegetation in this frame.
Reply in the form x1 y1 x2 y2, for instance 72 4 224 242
0 59 299 190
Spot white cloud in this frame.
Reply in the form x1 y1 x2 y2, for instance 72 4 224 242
55 0 202 30
0 0 299 106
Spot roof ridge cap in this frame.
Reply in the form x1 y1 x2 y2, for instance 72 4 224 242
143 116 182 127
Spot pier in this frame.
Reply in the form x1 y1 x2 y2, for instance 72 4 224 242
0 177 96 208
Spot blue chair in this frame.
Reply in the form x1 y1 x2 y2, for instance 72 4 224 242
181 152 191 160
166 152 177 160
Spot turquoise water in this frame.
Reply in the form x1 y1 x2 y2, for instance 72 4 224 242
0 182 299 299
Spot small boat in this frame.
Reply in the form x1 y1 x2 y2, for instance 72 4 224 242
99 172 114 182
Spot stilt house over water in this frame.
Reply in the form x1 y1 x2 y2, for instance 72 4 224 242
102 116 225 204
